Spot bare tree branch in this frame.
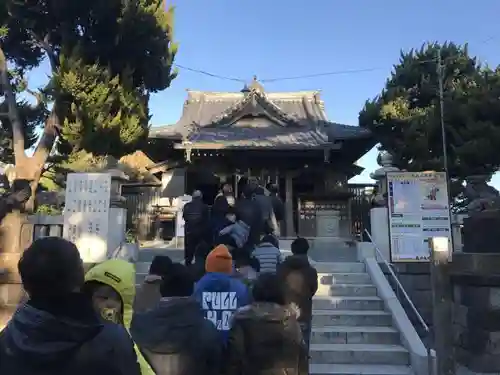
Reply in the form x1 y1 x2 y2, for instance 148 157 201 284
0 46 26 164
33 108 60 169
25 88 44 108
27 31 58 72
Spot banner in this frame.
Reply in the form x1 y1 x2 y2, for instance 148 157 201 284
387 171 451 261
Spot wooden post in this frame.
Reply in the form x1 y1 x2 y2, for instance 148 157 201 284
429 237 456 375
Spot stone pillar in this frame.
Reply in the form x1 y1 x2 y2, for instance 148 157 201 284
368 151 400 260
369 151 400 208
451 253 500 373
106 169 129 257
285 172 295 237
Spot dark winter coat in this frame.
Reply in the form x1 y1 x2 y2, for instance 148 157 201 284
270 194 285 221
183 197 210 236
0 294 140 375
253 189 279 235
131 297 222 375
277 255 318 324
224 302 308 375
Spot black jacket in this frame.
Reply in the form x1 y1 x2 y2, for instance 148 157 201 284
212 193 235 219
270 194 285 222
224 302 308 375
182 197 210 236
277 255 318 324
131 297 222 375
0 294 140 375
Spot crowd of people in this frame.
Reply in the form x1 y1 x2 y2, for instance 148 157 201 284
0 235 318 375
182 179 284 268
0 179 319 374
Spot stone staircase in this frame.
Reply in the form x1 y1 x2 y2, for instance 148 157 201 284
134 247 414 375
311 261 412 375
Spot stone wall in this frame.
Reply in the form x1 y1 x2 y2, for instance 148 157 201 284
451 253 500 373
381 262 432 340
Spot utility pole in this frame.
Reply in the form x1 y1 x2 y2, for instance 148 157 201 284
437 48 449 177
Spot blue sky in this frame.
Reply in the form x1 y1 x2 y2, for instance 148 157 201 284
28 0 500 186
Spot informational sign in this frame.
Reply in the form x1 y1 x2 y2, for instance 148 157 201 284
175 195 192 238
387 171 452 262
63 173 111 263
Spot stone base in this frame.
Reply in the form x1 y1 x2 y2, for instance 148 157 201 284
463 211 500 253
452 253 500 372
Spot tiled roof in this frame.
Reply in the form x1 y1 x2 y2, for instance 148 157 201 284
149 86 372 149
183 127 330 149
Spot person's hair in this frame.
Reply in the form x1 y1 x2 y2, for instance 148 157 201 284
149 255 173 276
215 233 237 250
160 263 194 297
252 273 285 305
266 183 279 194
192 190 203 198
261 234 279 248
18 237 84 298
291 237 310 255
234 251 259 271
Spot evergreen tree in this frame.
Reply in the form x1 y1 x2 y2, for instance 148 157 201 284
359 42 500 204
0 0 177 252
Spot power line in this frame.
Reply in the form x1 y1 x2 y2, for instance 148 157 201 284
173 63 246 83
173 35 498 84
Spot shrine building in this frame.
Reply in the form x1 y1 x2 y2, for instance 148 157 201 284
137 78 376 239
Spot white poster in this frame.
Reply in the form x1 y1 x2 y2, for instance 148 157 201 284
175 195 192 238
387 171 452 262
63 173 111 263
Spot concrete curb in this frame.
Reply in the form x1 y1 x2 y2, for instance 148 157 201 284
364 257 431 375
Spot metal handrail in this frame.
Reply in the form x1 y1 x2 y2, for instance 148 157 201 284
363 229 430 334
364 229 435 375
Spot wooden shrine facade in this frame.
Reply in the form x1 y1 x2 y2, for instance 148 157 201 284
142 78 376 239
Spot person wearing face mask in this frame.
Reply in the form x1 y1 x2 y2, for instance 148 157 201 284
0 237 141 375
83 259 155 375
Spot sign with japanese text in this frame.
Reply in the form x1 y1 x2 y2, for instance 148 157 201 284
63 173 111 262
387 171 452 261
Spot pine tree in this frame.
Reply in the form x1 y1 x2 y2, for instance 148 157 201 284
0 0 177 253
359 42 500 205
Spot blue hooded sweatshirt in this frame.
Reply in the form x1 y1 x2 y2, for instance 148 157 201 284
193 272 251 343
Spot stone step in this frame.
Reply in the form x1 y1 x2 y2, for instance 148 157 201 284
309 246 358 263
314 262 365 274
318 272 372 285
309 344 409 365
312 310 392 327
313 296 384 311
311 326 400 345
320 284 378 297
309 363 413 375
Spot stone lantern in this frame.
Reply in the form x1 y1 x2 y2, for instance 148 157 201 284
369 151 400 207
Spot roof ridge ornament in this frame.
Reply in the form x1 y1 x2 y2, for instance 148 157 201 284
249 75 264 92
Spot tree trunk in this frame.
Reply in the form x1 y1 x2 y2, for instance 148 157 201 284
0 164 43 319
